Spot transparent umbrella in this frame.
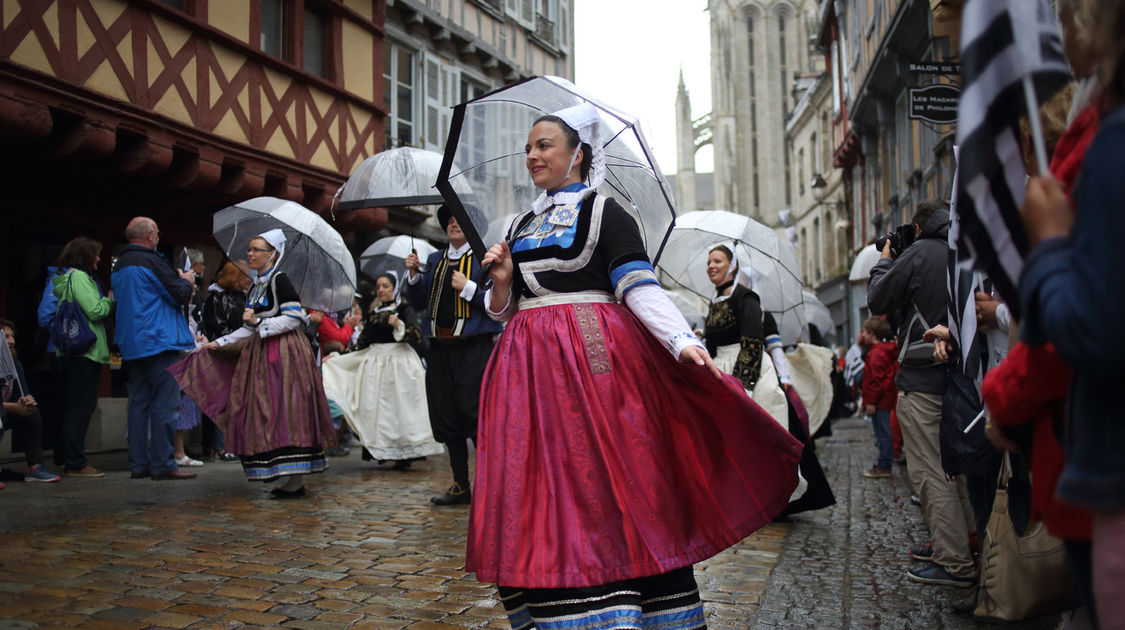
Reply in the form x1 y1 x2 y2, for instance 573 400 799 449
359 235 438 282
665 289 707 332
802 290 835 345
657 210 807 345
435 75 676 264
336 147 472 209
213 197 356 313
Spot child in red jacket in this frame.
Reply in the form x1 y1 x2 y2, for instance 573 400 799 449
860 316 898 478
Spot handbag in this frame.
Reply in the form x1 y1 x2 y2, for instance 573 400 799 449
897 301 941 368
973 454 1077 622
50 271 97 355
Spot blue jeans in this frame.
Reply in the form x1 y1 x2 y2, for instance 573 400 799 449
872 408 893 470
126 351 181 475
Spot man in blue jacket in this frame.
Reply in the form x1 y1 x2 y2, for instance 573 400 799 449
111 217 197 481
405 206 503 506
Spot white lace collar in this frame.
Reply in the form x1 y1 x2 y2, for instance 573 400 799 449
530 182 593 215
447 242 472 259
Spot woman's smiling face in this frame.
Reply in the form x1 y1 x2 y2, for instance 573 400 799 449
247 237 275 273
525 121 582 191
376 276 395 303
706 249 733 287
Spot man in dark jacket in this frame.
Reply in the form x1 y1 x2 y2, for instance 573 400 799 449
112 217 197 481
405 205 503 506
868 200 975 588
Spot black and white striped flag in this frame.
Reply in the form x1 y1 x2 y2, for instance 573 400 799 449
955 0 1071 316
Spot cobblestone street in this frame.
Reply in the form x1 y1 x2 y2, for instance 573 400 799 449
0 416 1064 629
0 445 785 629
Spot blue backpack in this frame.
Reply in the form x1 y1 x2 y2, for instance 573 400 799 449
51 272 96 355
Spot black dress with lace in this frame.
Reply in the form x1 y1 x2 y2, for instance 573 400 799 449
704 283 778 390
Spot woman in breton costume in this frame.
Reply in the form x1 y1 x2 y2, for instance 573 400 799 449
321 272 442 469
171 230 335 498
470 103 803 628
703 245 836 516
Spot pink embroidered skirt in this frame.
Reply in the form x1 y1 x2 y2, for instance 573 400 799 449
467 300 803 589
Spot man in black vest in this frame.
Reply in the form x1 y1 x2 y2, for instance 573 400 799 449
405 205 503 505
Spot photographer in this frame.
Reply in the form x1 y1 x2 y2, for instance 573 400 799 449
868 199 976 589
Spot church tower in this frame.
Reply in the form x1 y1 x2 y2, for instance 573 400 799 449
675 69 698 214
701 0 818 225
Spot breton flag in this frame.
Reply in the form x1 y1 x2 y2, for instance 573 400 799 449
947 147 978 374
955 0 1071 316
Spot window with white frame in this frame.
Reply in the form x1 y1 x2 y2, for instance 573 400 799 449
384 43 416 148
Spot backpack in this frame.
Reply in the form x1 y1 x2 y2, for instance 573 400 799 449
50 272 97 355
939 365 1001 476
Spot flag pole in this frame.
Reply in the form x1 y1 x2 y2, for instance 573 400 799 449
1022 74 1051 176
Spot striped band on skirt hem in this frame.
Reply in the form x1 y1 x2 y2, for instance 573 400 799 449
497 567 706 630
241 446 328 482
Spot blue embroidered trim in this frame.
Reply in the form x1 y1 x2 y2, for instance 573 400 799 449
609 260 655 287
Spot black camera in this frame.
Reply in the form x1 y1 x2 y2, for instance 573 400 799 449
875 224 917 258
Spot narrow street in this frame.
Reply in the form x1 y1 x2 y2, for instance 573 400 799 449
0 416 1062 629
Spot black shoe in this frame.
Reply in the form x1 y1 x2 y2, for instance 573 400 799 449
431 483 471 506
270 486 307 499
392 460 412 471
951 586 979 614
325 445 350 457
910 494 922 507
217 452 240 462
906 564 975 588
130 471 150 479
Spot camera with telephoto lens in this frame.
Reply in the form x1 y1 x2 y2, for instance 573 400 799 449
875 224 917 258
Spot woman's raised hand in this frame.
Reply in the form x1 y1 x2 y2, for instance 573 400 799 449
483 241 514 287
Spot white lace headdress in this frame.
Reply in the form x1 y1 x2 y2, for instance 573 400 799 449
255 228 287 281
530 102 605 215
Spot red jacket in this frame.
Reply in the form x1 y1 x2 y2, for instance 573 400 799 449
982 343 1091 540
861 341 898 411
316 315 354 347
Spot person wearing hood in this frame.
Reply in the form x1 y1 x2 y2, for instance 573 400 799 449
868 199 976 589
172 230 336 498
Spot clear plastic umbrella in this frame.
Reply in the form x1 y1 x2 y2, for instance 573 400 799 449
435 75 676 264
665 289 707 332
337 147 472 210
359 235 438 281
657 210 807 345
213 197 356 313
802 290 835 345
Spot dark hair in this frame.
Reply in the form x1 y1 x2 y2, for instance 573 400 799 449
708 244 734 262
533 114 593 182
376 272 398 289
0 318 14 333
911 199 949 229
1098 0 1125 110
863 316 892 341
58 237 102 269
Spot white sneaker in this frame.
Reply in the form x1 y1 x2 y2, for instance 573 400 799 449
176 456 204 467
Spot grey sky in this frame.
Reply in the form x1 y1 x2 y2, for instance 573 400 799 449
573 0 714 175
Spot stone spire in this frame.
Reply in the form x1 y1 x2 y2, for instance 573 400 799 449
674 67 697 213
